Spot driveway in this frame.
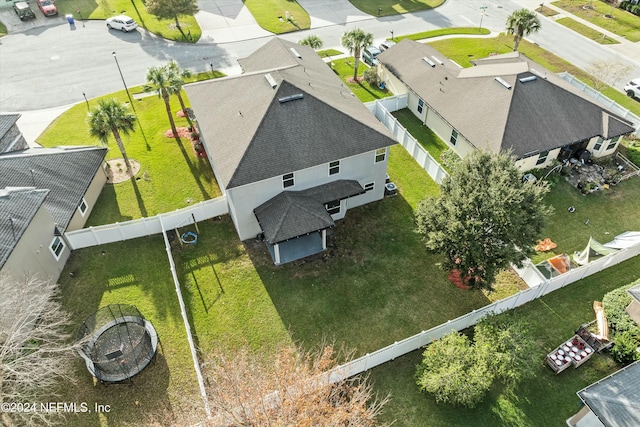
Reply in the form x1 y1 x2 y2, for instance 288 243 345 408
296 0 371 28
196 0 271 43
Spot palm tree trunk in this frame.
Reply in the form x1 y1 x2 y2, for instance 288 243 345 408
162 89 180 140
176 92 193 127
513 35 521 51
353 49 360 81
112 128 133 174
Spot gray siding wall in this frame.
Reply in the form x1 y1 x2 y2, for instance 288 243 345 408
67 166 107 231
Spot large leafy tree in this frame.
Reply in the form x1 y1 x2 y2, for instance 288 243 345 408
506 8 541 51
166 59 193 127
146 0 198 38
416 332 493 408
205 343 389 425
341 28 373 81
415 150 551 290
146 65 179 140
299 34 323 50
87 98 137 173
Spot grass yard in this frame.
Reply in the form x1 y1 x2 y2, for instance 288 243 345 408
53 0 201 42
244 0 310 33
348 0 444 16
552 0 640 42
371 255 640 426
330 58 393 102
537 5 560 17
317 49 344 57
556 17 620 44
392 27 491 42
37 87 222 225
0 22 7 37
428 33 640 117
392 109 450 165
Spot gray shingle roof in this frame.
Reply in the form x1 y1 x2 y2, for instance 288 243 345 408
0 146 107 230
378 40 634 158
0 187 50 269
577 360 640 427
185 38 397 190
0 114 20 139
254 180 364 244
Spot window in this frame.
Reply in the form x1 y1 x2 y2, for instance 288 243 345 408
78 198 88 216
417 98 424 114
536 150 549 165
449 130 458 146
50 236 65 260
326 200 341 215
606 136 621 151
282 173 294 188
329 161 340 176
593 137 604 151
375 148 386 163
364 182 374 192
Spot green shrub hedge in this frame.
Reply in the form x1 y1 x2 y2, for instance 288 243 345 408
602 280 640 334
621 1 640 16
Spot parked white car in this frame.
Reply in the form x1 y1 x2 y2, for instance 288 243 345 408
624 78 640 100
106 15 138 32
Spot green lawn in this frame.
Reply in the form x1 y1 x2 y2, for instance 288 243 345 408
392 109 450 165
392 27 491 42
552 0 640 42
371 255 640 426
317 49 344 57
536 5 560 17
244 0 310 33
348 0 444 16
330 58 393 102
37 85 222 225
53 0 201 42
556 17 620 44
0 21 7 37
428 33 640 117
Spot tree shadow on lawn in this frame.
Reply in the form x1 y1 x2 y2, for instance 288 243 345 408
245 193 494 356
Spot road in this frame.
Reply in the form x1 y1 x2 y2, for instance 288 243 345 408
0 0 638 112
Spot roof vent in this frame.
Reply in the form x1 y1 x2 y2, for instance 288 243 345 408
265 73 277 89
519 75 537 84
432 56 444 65
278 93 304 103
495 77 512 90
422 57 436 68
290 48 302 58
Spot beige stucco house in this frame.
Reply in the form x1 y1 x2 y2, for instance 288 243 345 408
377 40 635 171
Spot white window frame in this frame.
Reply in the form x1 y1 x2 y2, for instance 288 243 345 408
606 136 621 151
536 150 549 165
375 148 386 163
593 137 604 151
325 200 341 215
282 173 294 188
364 182 374 192
329 160 340 176
50 236 65 260
78 197 88 216
417 98 424 114
449 129 458 146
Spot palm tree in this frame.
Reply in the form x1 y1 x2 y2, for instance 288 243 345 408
299 35 323 50
146 65 179 139
166 59 193 127
506 9 541 51
88 98 137 174
341 28 374 81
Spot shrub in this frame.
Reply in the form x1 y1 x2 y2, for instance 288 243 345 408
602 280 640 334
363 67 380 87
440 149 460 170
611 330 640 365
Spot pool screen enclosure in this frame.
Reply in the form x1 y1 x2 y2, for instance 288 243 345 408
77 304 158 383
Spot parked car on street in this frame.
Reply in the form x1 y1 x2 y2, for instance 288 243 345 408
362 46 381 67
36 0 57 16
13 1 35 20
624 78 640 100
106 15 138 32
379 40 396 51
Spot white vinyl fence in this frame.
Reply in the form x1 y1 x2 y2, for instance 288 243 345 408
366 95 449 185
65 196 228 250
329 238 640 381
558 72 640 136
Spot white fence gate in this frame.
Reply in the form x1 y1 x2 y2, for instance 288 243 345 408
65 196 228 250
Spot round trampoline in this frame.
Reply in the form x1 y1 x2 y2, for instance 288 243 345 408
77 304 158 383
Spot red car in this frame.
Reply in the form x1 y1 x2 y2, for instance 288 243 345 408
36 0 57 16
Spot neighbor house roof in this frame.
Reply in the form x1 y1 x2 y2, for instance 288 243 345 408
185 38 397 190
254 180 364 244
0 114 24 154
0 114 20 140
378 40 634 158
0 187 50 270
0 146 107 231
577 360 640 427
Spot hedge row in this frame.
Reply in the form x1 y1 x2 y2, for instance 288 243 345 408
620 1 640 16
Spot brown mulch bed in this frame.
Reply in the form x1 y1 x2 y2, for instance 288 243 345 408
164 127 191 139
105 159 141 184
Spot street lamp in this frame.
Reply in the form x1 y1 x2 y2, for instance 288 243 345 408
112 51 135 112
82 92 89 110
479 6 487 31
390 30 394 41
